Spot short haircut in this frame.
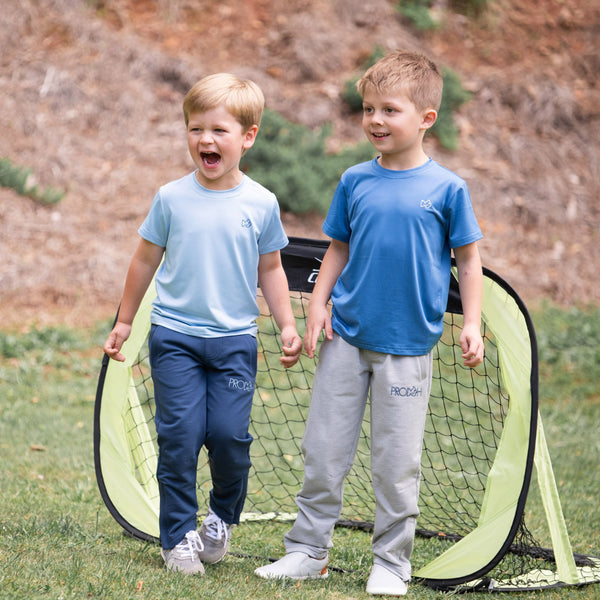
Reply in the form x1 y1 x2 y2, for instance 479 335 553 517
183 73 265 130
357 50 443 112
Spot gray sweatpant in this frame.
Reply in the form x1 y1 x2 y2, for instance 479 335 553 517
284 333 432 581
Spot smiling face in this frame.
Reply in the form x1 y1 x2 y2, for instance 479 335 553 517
361 88 436 171
186 105 258 190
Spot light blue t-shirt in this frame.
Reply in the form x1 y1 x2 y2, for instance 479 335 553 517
323 158 483 355
138 172 288 337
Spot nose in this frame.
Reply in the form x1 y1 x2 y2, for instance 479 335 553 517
197 130 214 144
370 110 384 125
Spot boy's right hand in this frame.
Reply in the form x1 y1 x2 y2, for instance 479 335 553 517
103 322 132 362
303 305 333 359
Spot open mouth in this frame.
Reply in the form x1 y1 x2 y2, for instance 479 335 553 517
201 152 221 166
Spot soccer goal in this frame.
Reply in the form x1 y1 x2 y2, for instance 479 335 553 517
94 236 600 592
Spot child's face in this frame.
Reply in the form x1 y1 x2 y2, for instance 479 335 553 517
361 89 435 169
187 106 258 190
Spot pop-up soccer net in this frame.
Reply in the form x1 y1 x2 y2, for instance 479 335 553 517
94 237 600 592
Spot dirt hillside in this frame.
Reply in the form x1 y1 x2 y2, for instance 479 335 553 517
1 0 598 328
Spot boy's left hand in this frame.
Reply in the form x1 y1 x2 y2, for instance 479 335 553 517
460 323 484 368
280 327 302 369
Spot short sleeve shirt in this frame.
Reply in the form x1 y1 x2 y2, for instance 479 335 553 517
139 172 288 337
323 158 482 355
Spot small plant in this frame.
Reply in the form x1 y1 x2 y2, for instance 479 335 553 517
396 0 438 31
0 157 65 205
450 0 490 17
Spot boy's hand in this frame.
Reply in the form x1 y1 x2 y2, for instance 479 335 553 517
103 322 132 362
280 326 302 369
460 323 484 368
304 304 333 359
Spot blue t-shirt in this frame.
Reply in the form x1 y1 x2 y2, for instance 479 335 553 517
138 172 288 337
323 158 483 355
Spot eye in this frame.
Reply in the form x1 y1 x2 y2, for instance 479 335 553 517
363 106 374 114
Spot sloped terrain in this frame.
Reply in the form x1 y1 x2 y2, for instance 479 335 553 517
0 0 598 327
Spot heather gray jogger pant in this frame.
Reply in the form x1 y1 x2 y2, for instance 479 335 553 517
284 334 432 581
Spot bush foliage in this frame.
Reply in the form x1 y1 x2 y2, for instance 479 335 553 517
397 0 491 30
0 156 64 205
241 109 374 214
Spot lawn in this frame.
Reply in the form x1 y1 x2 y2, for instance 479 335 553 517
0 305 599 599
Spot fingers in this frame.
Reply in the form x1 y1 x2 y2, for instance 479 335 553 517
103 324 131 362
280 335 302 368
461 339 484 368
303 310 332 358
103 338 126 362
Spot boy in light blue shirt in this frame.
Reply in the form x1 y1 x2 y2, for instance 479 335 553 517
104 73 302 576
255 50 484 596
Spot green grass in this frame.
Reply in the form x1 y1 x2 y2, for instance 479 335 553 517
1 305 599 599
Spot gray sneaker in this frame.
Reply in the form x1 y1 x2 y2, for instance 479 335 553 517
198 508 234 564
161 530 205 575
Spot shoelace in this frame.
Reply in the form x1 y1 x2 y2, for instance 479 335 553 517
203 511 229 543
172 530 204 560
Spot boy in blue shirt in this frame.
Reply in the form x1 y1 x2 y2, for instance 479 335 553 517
255 51 484 596
103 73 302 575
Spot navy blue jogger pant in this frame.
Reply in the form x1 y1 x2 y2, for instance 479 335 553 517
148 325 257 549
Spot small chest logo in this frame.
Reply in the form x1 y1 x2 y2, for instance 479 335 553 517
420 199 432 210
241 218 252 228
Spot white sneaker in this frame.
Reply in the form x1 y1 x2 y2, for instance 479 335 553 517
198 508 234 564
254 551 329 580
161 530 205 575
366 564 408 596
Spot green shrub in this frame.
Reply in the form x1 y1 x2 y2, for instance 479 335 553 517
0 157 64 205
430 67 472 150
341 47 386 111
241 109 374 214
396 0 438 31
450 0 490 17
397 0 490 30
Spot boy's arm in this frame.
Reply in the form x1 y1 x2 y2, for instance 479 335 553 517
453 241 484 368
257 250 302 368
103 238 164 362
304 239 349 358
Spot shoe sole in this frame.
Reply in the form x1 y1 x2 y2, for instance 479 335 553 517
255 565 329 580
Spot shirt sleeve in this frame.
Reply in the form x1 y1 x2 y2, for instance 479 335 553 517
447 183 483 249
322 177 351 243
138 190 169 247
257 194 289 255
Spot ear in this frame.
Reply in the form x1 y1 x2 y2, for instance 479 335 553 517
242 124 259 150
421 109 438 131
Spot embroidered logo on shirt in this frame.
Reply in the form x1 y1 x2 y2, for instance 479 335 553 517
241 218 252 228
420 199 433 209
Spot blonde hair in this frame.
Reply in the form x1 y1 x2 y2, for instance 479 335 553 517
357 50 443 112
183 73 265 130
